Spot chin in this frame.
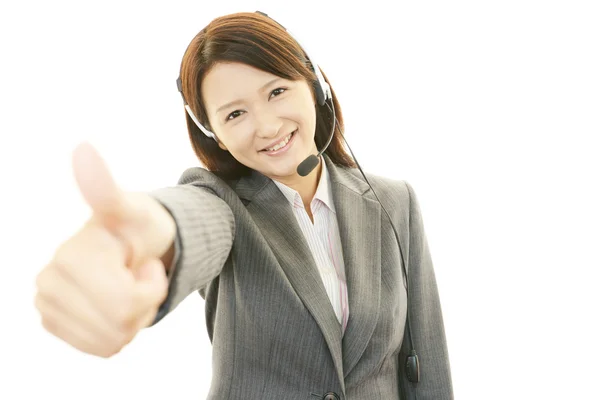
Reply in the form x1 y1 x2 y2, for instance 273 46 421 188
253 135 315 178
265 163 300 179
258 156 301 177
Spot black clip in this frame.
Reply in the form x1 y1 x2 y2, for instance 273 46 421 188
406 350 420 383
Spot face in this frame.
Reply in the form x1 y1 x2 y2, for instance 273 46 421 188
201 62 319 181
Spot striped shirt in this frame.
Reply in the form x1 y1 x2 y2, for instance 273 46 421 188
272 159 349 334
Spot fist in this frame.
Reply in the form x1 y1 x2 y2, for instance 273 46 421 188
34 142 176 357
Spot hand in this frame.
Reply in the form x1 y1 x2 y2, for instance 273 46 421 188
34 142 176 357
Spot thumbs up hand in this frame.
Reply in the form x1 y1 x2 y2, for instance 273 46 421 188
34 142 177 357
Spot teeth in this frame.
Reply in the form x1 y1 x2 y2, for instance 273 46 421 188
265 131 293 152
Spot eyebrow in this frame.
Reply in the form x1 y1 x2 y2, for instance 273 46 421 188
215 78 282 115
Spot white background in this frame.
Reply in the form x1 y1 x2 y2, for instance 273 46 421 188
1 0 598 399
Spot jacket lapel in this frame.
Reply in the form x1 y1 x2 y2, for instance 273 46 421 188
233 155 382 387
324 157 382 378
235 168 346 392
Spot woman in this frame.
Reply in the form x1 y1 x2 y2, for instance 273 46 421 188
35 11 453 400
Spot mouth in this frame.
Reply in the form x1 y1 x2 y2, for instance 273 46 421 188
260 129 297 154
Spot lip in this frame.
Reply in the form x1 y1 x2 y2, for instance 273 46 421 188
260 129 297 156
260 130 297 152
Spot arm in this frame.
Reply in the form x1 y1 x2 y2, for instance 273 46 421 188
399 181 454 399
145 184 235 326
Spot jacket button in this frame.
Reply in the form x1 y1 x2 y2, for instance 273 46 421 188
323 392 340 400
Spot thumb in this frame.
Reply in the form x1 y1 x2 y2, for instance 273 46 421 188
72 141 132 225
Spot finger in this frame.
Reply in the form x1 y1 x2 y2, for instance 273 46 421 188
132 307 160 332
34 293 121 358
72 141 133 227
52 223 133 315
35 265 131 349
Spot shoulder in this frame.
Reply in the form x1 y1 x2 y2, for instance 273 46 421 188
163 166 248 214
177 166 237 188
174 166 243 196
358 169 416 209
364 171 410 198
351 168 423 229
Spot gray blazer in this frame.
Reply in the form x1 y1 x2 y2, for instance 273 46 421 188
148 155 453 400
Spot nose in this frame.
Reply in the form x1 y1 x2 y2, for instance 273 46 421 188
253 108 283 139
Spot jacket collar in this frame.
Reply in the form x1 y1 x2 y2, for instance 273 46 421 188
234 154 371 202
270 157 336 213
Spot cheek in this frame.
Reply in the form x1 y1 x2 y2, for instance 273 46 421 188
223 135 255 158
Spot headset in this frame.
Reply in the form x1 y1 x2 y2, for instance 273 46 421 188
175 10 421 396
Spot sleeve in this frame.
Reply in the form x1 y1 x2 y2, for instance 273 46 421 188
144 184 235 326
398 181 454 400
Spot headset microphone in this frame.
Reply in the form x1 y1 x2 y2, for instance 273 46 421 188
296 155 319 177
296 98 336 177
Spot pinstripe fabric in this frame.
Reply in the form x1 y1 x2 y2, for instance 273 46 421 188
272 159 349 333
148 184 235 315
147 155 454 400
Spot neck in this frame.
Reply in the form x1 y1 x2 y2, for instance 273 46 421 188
273 157 322 208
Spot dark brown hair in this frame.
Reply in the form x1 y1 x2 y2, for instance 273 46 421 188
178 12 356 180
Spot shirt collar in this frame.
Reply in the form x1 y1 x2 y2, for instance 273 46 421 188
272 157 336 214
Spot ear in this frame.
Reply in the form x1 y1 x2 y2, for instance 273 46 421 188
208 128 228 151
217 139 228 151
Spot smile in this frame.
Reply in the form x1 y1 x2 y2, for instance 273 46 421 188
260 129 297 155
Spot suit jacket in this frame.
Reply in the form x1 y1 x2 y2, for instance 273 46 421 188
148 155 453 400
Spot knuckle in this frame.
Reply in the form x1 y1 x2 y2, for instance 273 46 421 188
52 253 74 277
52 237 75 262
107 346 124 358
111 308 142 344
105 333 128 357
98 350 113 359
115 320 137 345
116 328 135 348
34 270 47 292
113 297 136 328
33 293 45 313
35 271 57 301
80 335 123 359
40 316 58 335
98 345 120 358
111 313 134 337
112 328 129 345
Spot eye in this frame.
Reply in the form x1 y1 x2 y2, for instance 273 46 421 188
226 110 243 122
225 87 288 122
270 87 287 98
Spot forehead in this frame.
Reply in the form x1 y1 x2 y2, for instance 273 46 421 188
202 63 281 106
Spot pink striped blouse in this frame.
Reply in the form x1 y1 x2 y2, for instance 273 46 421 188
272 159 349 334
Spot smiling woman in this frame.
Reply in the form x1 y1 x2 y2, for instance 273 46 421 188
176 12 356 183
153 11 453 399
34 10 454 400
